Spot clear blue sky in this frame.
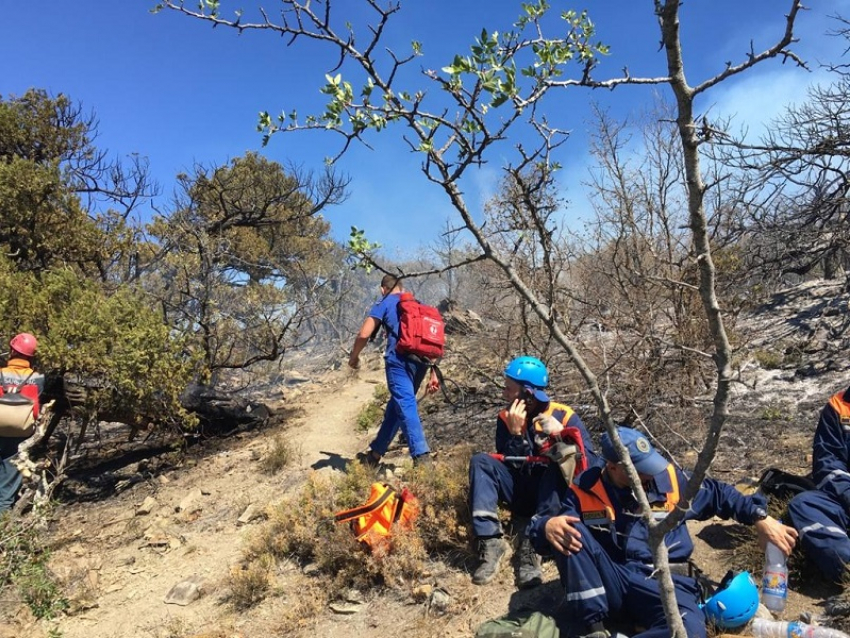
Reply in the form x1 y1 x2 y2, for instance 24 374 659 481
2 1 847 257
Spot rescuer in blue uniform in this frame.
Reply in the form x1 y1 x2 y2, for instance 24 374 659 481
528 426 797 638
468 356 598 589
788 386 850 581
349 274 439 466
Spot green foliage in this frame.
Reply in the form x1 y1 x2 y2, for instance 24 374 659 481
0 90 144 277
753 349 784 370
356 384 389 432
0 514 68 620
0 255 199 428
256 1 609 154
149 152 345 373
347 226 382 272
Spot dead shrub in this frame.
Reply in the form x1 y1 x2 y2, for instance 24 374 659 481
259 435 293 475
228 553 273 610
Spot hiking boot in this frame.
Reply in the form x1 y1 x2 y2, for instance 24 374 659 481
515 535 543 589
413 452 432 468
471 537 508 585
356 450 381 468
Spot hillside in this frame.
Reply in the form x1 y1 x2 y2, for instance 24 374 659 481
3 279 850 638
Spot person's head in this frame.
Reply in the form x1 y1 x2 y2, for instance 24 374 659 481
9 332 38 359
503 356 550 407
601 426 668 487
380 274 403 295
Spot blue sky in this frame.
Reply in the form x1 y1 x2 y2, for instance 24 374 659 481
2 1 848 258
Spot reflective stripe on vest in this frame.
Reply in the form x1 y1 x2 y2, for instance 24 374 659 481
829 391 850 431
571 464 679 527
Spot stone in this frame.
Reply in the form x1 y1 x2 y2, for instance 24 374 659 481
163 574 205 606
136 496 158 516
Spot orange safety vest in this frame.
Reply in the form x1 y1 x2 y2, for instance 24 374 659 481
571 464 679 528
829 390 850 428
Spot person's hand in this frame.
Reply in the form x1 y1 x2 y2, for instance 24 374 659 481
348 354 360 369
754 516 798 556
545 515 583 556
506 399 527 436
426 372 440 394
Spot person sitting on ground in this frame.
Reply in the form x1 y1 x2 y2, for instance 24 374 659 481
348 274 439 467
468 356 599 590
788 384 850 582
528 426 798 638
0 333 44 513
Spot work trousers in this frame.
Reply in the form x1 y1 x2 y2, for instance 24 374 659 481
369 355 429 459
788 489 850 582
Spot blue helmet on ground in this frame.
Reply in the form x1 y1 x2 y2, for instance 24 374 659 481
504 356 550 403
702 571 759 629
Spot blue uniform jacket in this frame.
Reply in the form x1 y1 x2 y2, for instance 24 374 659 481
529 464 767 564
812 387 850 509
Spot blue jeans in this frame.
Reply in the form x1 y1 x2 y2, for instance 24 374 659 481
0 455 22 513
369 355 429 459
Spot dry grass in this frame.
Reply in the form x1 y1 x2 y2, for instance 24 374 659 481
259 435 294 475
234 451 474 632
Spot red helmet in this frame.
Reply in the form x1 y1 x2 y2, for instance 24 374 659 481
10 333 38 357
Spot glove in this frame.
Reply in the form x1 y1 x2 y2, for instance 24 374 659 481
532 414 563 436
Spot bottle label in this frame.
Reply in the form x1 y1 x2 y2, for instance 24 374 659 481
762 568 788 597
787 621 807 638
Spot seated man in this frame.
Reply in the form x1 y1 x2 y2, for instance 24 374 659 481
528 426 797 638
788 385 850 582
468 356 598 589
0 333 44 513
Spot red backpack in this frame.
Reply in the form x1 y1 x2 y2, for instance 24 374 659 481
395 292 445 361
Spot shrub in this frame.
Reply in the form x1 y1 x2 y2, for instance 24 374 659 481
239 450 472 624
356 384 389 432
0 513 68 620
259 435 294 475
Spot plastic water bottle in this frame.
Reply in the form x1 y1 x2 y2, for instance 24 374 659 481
751 618 850 638
762 541 788 613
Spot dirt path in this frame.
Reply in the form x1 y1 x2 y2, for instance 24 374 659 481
3 362 385 638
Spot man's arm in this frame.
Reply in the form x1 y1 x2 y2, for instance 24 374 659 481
689 471 798 556
348 317 380 369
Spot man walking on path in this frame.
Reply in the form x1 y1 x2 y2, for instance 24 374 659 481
348 274 439 467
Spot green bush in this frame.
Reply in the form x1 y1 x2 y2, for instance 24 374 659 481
0 513 68 620
356 384 390 432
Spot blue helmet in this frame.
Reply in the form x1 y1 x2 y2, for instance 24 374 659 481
504 356 550 402
702 571 759 629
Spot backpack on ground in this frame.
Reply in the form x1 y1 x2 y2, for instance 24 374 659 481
474 610 560 638
333 482 419 552
395 292 445 361
757 467 816 502
0 371 39 438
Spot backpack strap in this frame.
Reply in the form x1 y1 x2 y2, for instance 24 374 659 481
333 484 397 524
